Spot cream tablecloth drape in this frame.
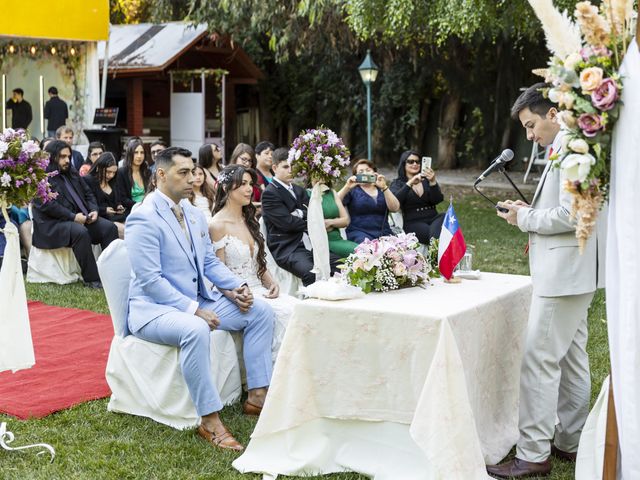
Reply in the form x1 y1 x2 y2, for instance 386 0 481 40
234 272 532 480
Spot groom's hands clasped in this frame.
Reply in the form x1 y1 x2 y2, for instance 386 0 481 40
225 285 254 313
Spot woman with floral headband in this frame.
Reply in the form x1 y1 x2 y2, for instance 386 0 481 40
209 165 297 361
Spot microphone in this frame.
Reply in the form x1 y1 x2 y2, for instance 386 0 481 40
474 149 514 185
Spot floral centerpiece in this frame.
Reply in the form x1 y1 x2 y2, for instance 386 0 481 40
288 127 351 184
0 128 56 220
528 0 635 251
340 233 432 293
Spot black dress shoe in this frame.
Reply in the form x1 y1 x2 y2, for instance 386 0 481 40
551 444 577 462
487 457 551 478
83 280 103 289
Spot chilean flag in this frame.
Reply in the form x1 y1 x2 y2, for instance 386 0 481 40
437 202 467 280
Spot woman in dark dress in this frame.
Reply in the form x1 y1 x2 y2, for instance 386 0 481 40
337 159 400 243
389 150 445 245
115 137 152 211
84 152 128 238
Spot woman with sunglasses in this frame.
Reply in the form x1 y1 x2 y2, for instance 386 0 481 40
198 142 223 190
389 150 445 245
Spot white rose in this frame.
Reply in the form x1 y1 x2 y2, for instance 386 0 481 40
547 88 561 103
0 172 11 187
564 52 583 71
561 153 596 183
568 138 589 154
0 141 8 156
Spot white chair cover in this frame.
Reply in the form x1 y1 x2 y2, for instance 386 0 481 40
26 246 83 284
258 217 302 297
97 239 242 430
0 220 35 373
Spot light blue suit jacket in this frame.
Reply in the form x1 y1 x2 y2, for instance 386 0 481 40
125 191 243 333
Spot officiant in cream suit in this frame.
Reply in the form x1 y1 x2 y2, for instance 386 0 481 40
487 83 605 479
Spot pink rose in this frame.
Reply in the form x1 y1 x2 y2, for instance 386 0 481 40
580 45 612 60
591 78 619 111
577 113 604 137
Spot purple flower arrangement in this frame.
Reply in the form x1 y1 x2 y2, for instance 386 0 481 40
288 127 351 184
339 233 431 293
0 129 57 214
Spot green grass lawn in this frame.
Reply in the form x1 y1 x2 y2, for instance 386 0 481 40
2 193 608 480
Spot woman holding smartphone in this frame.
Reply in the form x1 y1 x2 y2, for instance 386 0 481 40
83 152 128 239
389 150 445 245
337 159 400 243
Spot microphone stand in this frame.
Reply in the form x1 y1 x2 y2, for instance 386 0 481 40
496 166 529 204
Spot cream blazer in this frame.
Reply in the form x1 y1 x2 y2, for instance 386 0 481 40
516 132 606 297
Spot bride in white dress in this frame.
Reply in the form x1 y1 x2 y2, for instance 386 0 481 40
209 165 297 361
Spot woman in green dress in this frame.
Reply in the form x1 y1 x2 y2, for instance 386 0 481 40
309 183 358 258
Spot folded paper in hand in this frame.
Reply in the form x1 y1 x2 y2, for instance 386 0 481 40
298 280 364 301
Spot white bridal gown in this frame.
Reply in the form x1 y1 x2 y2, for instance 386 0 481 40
212 235 298 362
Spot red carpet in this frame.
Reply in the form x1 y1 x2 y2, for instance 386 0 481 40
0 301 113 419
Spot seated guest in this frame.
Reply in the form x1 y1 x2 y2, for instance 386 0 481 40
39 137 54 150
55 126 84 171
79 141 105 176
126 146 274 451
31 140 118 288
261 148 341 286
148 139 167 174
308 179 357 258
229 143 262 202
116 137 152 211
255 141 275 190
189 165 215 220
390 150 445 245
338 159 400 243
198 142 224 190
84 152 128 238
210 165 297 361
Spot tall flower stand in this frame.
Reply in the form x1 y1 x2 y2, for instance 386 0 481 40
0 201 55 461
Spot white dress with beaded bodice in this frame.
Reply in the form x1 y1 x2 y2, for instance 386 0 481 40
212 234 297 361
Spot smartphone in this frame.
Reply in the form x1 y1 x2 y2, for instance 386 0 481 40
355 173 377 184
421 156 432 174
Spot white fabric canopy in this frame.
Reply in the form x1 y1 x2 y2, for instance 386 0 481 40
605 37 640 480
0 219 34 373
234 272 532 479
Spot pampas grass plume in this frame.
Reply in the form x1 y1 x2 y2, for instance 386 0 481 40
528 0 583 59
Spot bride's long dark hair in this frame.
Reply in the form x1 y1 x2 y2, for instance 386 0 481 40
213 165 267 279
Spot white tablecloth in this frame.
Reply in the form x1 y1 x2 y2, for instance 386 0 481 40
233 272 532 480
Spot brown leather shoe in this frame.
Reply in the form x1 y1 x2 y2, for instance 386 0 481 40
197 424 244 451
551 444 577 462
486 457 551 478
242 399 263 416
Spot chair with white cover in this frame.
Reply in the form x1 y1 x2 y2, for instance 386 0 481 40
258 217 302 297
97 239 242 430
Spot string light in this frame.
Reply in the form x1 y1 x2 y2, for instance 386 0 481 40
50 46 56 55
8 44 15 54
69 47 76 56
30 45 37 55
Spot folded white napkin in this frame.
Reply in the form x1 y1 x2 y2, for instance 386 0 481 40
298 280 365 300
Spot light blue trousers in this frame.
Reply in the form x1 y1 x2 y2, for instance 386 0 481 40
134 295 274 416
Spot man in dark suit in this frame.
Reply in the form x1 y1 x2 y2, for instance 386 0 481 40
55 126 85 171
31 140 118 288
261 148 340 286
5 88 32 130
43 86 69 138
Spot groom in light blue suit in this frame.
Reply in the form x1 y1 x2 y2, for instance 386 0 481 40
125 147 274 451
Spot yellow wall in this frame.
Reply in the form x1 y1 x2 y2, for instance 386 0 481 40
0 0 109 41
